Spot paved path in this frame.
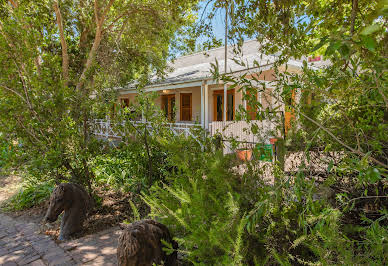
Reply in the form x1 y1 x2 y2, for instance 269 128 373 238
60 227 120 265
0 213 120 265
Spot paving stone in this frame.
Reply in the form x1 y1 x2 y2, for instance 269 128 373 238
7 243 31 253
17 254 41 265
45 255 74 266
0 213 120 266
0 232 7 239
42 250 68 263
0 248 10 256
32 241 59 254
71 251 99 263
0 253 23 264
28 259 46 266
3 261 18 266
83 256 116 266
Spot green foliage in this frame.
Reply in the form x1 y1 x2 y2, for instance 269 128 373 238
91 139 173 192
0 134 11 167
0 0 200 189
142 149 247 265
3 177 54 211
140 1 388 264
0 1 386 265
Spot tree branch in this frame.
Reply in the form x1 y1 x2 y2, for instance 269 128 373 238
0 84 27 103
373 72 388 110
53 1 69 87
76 0 113 91
15 116 42 144
102 4 153 35
297 109 388 169
94 0 100 25
8 0 18 8
350 0 358 35
100 0 116 26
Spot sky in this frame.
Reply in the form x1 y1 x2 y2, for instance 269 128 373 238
196 1 228 45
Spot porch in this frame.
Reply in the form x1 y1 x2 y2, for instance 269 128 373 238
91 117 281 156
91 119 199 140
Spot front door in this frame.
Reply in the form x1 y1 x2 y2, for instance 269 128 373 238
162 94 175 121
213 89 235 121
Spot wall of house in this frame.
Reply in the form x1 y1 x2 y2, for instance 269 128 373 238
117 68 286 125
247 69 276 81
157 86 202 123
118 93 136 104
205 68 277 123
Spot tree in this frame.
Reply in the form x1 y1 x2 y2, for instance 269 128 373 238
0 0 199 188
202 0 388 168
152 0 387 264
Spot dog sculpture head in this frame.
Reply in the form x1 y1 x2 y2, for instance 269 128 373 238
44 183 71 223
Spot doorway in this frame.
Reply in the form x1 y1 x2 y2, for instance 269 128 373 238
161 94 176 122
213 89 235 121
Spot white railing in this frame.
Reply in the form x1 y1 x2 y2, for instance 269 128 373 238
91 118 280 151
209 120 278 144
91 119 200 140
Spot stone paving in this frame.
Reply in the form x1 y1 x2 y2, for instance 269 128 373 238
0 213 120 265
60 227 120 265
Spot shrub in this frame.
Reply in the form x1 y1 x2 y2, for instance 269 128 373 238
3 178 54 211
91 138 175 192
142 142 388 265
142 147 248 265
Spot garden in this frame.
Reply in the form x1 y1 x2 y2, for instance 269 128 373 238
0 0 387 265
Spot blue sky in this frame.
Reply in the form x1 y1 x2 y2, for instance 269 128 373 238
196 1 227 44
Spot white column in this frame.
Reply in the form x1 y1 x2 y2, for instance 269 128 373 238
201 81 205 128
223 83 227 121
204 82 209 130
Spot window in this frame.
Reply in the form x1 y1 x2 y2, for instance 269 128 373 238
180 93 192 121
162 94 176 121
227 93 234 121
121 98 129 108
213 89 234 121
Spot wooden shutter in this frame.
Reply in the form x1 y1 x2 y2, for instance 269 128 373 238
246 89 257 120
180 93 192 121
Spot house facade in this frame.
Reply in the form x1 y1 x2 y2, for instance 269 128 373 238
94 40 324 150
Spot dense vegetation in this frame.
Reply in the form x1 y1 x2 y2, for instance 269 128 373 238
1 0 387 265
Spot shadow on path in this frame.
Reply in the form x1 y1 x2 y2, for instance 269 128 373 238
0 213 119 265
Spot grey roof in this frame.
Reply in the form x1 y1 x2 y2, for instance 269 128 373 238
150 40 276 85
124 40 325 90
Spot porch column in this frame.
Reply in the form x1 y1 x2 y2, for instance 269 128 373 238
201 81 205 128
223 83 227 121
204 81 209 130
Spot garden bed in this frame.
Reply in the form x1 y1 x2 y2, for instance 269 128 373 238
2 182 148 241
